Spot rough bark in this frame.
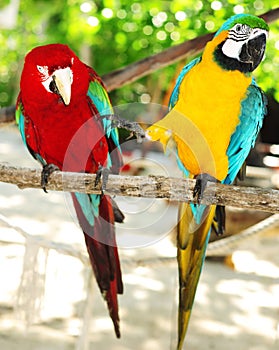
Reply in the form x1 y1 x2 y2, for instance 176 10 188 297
1 163 279 213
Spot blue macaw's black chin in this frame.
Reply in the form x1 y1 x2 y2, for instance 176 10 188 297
239 34 266 72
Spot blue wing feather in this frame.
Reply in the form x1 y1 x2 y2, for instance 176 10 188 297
74 192 100 226
16 104 27 147
223 79 267 184
170 57 202 178
169 57 201 110
170 57 203 222
169 60 266 222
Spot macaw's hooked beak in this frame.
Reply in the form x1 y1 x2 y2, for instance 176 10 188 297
239 30 267 72
50 67 73 106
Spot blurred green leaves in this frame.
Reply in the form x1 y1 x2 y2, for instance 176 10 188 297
0 0 278 108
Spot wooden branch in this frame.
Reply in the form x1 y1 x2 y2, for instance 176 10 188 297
1 8 278 124
1 162 279 213
0 105 16 124
260 7 279 23
102 33 213 91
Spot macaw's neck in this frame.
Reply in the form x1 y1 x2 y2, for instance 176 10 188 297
21 86 84 114
176 37 252 117
201 31 252 91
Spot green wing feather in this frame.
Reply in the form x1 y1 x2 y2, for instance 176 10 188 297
87 76 120 150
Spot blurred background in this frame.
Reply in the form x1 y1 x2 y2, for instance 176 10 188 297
0 1 279 349
0 0 279 110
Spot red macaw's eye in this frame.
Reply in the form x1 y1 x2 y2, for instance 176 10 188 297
37 65 48 75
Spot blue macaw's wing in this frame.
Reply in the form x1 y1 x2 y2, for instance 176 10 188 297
223 80 267 185
169 57 201 110
170 58 202 178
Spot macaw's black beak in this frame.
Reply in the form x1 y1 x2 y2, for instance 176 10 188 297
49 78 60 96
49 67 72 106
239 33 267 72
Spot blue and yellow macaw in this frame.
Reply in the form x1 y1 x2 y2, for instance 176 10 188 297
147 14 268 349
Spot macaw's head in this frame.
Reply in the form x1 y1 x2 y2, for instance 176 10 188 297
211 14 268 74
20 43 89 107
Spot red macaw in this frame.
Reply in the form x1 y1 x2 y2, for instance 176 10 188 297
16 43 125 337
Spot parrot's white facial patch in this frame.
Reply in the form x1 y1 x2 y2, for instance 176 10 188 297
222 24 268 61
37 65 53 93
222 23 251 59
41 76 54 93
222 39 243 59
38 65 74 101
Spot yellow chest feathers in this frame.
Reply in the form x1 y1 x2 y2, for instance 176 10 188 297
148 33 252 181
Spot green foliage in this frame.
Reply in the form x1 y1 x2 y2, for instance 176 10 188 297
0 0 278 108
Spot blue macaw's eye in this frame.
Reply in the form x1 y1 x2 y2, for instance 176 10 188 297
236 24 242 32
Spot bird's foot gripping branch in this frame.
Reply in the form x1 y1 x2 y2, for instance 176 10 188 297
41 163 60 193
193 173 219 204
101 114 145 143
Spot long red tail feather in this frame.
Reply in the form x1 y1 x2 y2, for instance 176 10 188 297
72 193 123 337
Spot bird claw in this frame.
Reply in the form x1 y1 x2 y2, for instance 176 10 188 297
213 205 226 236
193 173 218 204
41 163 60 193
95 165 110 195
105 114 145 143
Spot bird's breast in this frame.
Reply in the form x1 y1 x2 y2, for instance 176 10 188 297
24 101 109 173
172 62 252 180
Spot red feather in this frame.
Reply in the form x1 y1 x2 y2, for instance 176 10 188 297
17 44 123 337
72 194 123 338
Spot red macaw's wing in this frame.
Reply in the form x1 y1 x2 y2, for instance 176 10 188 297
67 67 124 338
87 66 123 174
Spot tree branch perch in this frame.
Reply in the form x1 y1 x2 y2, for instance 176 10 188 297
1 163 279 213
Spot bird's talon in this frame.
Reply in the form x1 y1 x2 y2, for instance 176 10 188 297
41 164 60 193
193 178 202 203
193 173 218 204
95 165 110 194
213 205 226 236
105 114 145 143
